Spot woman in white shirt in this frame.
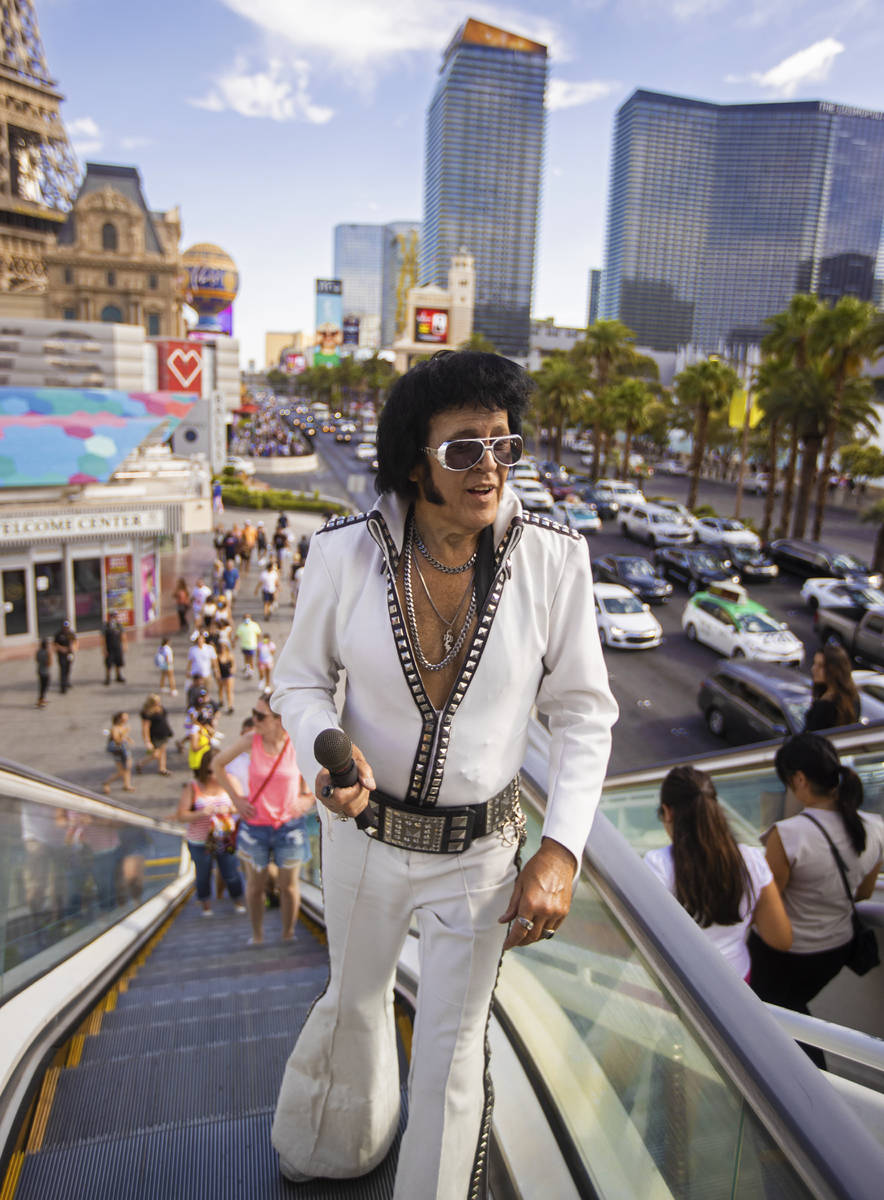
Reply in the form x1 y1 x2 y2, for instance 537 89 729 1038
749 733 884 1065
645 765 791 980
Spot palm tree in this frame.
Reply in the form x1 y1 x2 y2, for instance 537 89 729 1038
754 356 799 540
674 358 741 511
607 377 657 479
810 297 879 540
458 331 499 353
531 353 585 464
570 319 640 479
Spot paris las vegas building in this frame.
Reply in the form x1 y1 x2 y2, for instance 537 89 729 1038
0 1 234 654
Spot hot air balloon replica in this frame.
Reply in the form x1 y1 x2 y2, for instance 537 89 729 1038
182 243 239 334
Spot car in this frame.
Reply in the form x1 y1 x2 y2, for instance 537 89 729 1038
800 577 884 612
744 471 783 496
550 500 601 534
682 582 804 666
354 441 376 462
768 539 882 586
698 660 884 743
224 455 256 477
511 479 554 511
509 460 541 483
618 501 694 548
655 459 687 476
654 546 741 594
576 483 619 520
709 542 778 583
593 555 673 604
593 583 663 650
814 605 884 669
538 461 570 483
651 497 698 529
596 478 646 506
694 517 761 551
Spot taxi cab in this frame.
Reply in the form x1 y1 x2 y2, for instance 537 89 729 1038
681 582 804 666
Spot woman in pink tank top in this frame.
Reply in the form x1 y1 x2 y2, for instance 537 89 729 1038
215 691 315 945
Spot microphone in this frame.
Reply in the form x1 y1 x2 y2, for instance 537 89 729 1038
313 728 370 829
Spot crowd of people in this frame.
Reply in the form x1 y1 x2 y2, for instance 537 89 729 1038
229 405 310 458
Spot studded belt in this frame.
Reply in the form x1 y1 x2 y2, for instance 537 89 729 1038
355 778 523 854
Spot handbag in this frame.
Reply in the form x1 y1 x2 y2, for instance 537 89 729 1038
801 813 880 976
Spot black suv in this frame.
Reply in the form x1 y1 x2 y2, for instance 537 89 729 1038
768 538 880 585
654 546 740 594
593 555 673 604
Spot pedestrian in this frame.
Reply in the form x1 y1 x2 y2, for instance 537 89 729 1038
137 694 173 776
102 711 135 794
35 637 52 708
236 613 261 677
173 577 191 633
749 733 884 1066
187 630 220 691
269 350 617 1192
223 527 241 563
190 578 211 626
177 747 246 917
217 640 236 713
222 558 240 609
804 644 860 732
256 633 276 688
214 691 314 945
154 636 177 695
185 688 221 768
102 611 127 686
53 620 77 694
257 560 278 620
256 521 267 558
240 520 256 571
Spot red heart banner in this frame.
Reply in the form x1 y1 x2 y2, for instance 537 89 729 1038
156 341 203 393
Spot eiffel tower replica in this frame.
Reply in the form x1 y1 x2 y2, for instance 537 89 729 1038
0 0 77 296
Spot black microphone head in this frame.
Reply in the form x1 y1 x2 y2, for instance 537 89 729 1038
314 728 354 776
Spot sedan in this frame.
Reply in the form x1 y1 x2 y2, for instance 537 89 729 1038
655 459 687 476
694 517 761 551
709 542 778 583
577 483 619 520
593 555 673 604
594 583 663 650
682 588 804 666
654 546 741 594
551 500 601 534
769 538 881 586
800 578 884 612
512 480 554 512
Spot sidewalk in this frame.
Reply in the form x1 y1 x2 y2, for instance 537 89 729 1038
0 508 328 819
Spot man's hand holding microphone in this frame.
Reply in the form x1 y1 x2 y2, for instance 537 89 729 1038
313 729 375 822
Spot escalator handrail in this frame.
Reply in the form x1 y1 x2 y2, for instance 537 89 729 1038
578 806 884 1199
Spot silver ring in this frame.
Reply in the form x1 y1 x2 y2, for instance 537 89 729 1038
516 916 534 931
540 929 555 940
321 784 334 799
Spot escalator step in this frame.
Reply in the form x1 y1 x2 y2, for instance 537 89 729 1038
41 1033 297 1148
16 1106 406 1200
111 964 327 1010
82 1003 312 1064
101 979 319 1027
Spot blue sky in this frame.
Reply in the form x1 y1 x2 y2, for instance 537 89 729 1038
38 0 884 366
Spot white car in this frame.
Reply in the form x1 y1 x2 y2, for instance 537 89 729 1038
694 517 761 551
594 583 663 650
656 459 687 476
509 460 540 482
354 441 376 462
652 498 698 530
681 585 804 666
800 577 884 612
619 502 694 548
512 479 554 511
597 478 646 506
225 455 256 477
551 500 601 534
744 471 782 496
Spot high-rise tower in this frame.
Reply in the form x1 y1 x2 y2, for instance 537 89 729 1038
0 0 77 296
420 19 547 358
600 89 884 352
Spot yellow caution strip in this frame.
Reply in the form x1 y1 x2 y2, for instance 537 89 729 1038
0 1152 24 1200
395 1002 413 1064
25 1068 59 1153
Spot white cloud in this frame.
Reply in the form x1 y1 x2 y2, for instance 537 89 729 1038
190 58 333 123
728 37 845 97
67 116 102 155
547 78 620 110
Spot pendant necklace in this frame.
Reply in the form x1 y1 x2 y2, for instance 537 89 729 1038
403 516 476 671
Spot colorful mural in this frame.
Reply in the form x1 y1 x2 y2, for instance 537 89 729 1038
0 389 197 487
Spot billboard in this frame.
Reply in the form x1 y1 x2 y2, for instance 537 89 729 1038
342 316 360 346
156 340 204 393
415 307 449 344
283 352 306 374
315 279 343 366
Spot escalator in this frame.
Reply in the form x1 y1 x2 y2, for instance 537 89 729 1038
2 728 884 1199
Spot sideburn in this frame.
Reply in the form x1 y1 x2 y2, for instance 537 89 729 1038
415 460 446 507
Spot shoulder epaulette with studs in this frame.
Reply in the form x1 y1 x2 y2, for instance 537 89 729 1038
317 511 372 535
520 511 582 541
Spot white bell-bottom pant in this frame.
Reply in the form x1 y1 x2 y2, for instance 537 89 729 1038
271 803 518 1200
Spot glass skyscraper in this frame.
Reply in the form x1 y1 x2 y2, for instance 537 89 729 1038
420 19 547 358
334 221 420 349
600 90 884 352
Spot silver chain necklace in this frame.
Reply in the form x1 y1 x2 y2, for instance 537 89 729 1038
403 518 476 671
414 524 477 574
411 550 474 653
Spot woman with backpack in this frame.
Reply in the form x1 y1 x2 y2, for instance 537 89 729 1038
154 637 176 695
749 733 884 1064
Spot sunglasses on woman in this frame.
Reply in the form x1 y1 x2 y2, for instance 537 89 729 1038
424 434 523 472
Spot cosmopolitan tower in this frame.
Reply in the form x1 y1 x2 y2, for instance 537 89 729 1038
420 19 547 358
600 89 884 352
